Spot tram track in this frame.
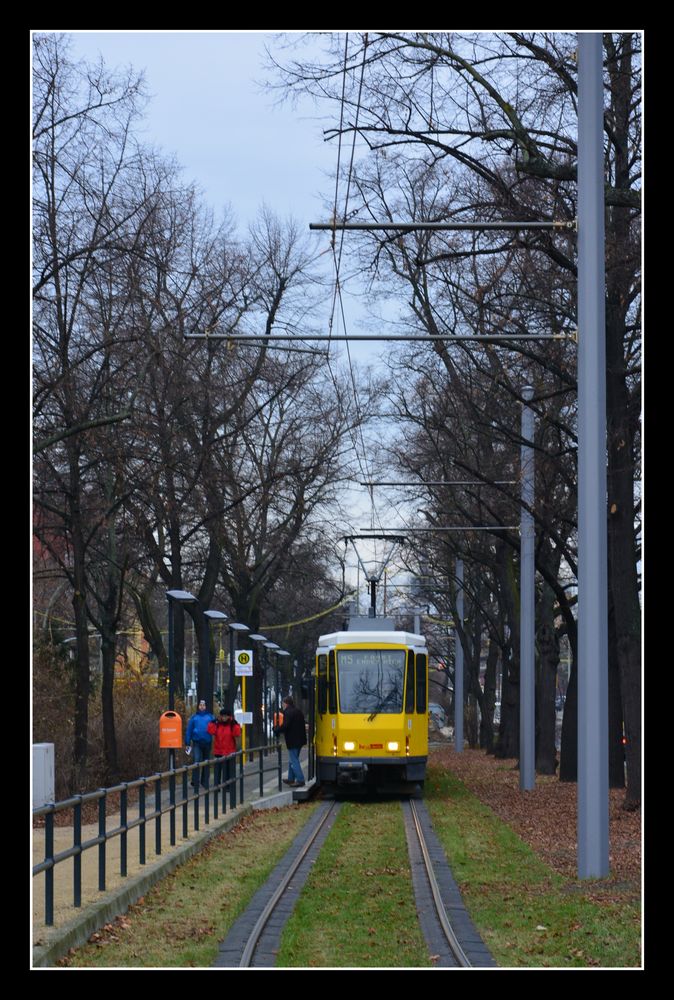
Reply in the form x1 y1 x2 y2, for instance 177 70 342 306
403 799 472 967
213 794 495 968
213 799 341 968
239 800 340 967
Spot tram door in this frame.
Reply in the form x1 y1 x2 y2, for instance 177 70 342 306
316 653 328 759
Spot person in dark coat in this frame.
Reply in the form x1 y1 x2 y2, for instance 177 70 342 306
274 695 307 787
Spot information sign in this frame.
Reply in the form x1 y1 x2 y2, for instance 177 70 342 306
235 650 253 676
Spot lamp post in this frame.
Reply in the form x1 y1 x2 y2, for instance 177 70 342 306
264 642 280 724
203 611 228 710
249 635 268 743
166 589 198 771
277 649 291 700
228 622 250 754
227 623 250 705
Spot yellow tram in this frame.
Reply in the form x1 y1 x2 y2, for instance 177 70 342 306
314 618 428 794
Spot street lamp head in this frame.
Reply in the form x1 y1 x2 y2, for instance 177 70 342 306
228 622 250 632
249 634 267 642
166 589 198 603
204 610 228 621
276 650 291 657
263 641 280 650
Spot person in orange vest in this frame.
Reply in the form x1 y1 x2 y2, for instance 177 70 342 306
207 707 241 790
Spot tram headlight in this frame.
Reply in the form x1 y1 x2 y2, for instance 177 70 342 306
387 741 399 752
343 741 356 751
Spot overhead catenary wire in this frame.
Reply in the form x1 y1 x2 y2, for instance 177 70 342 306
310 220 576 232
320 31 394 561
35 592 358 642
331 34 375 494
185 333 573 342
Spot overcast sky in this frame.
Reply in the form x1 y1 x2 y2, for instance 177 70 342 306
66 30 388 370
68 31 335 230
60 30 406 584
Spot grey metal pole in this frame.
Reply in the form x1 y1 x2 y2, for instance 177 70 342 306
167 600 175 714
199 611 210 707
454 559 464 753
229 629 236 705
520 386 536 791
167 599 175 773
577 31 609 878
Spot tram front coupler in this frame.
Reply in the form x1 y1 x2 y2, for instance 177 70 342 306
337 761 368 785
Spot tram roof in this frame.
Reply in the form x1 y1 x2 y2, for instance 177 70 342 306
317 630 426 648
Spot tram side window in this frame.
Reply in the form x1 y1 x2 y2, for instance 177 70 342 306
328 650 337 714
317 654 328 714
405 651 415 713
416 654 428 714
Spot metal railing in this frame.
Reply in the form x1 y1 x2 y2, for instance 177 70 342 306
33 742 284 927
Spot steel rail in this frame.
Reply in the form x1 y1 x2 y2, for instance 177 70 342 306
239 800 338 967
408 800 472 968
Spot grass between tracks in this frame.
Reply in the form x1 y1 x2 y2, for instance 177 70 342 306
277 798 430 968
57 765 641 969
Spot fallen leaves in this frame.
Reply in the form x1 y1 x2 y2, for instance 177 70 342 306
430 746 641 904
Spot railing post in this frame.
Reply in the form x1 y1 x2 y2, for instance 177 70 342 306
259 748 264 797
120 784 128 877
229 756 236 811
139 783 146 865
239 750 244 805
73 796 82 907
155 776 162 856
169 771 176 847
212 760 219 821
204 765 210 826
45 810 54 926
277 742 283 791
98 790 107 891
182 768 189 839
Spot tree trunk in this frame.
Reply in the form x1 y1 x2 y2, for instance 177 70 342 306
480 638 499 752
559 648 578 782
535 585 559 775
71 585 91 791
604 33 641 810
494 546 520 759
608 610 626 788
69 463 91 791
100 632 118 783
606 323 641 806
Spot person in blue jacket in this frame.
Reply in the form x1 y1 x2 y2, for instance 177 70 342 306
186 699 215 789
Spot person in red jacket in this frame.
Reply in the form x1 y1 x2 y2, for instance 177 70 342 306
207 708 241 791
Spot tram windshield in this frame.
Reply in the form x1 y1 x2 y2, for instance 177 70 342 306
337 649 406 715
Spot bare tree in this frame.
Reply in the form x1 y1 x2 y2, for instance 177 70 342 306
33 34 158 786
270 31 641 806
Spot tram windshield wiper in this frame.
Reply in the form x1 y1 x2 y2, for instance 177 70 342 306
367 689 397 722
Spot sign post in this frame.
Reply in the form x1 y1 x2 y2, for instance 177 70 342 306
235 650 253 753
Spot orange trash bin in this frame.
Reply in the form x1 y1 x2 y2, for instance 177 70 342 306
159 711 183 748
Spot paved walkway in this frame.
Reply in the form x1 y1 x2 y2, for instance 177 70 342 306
32 749 312 967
